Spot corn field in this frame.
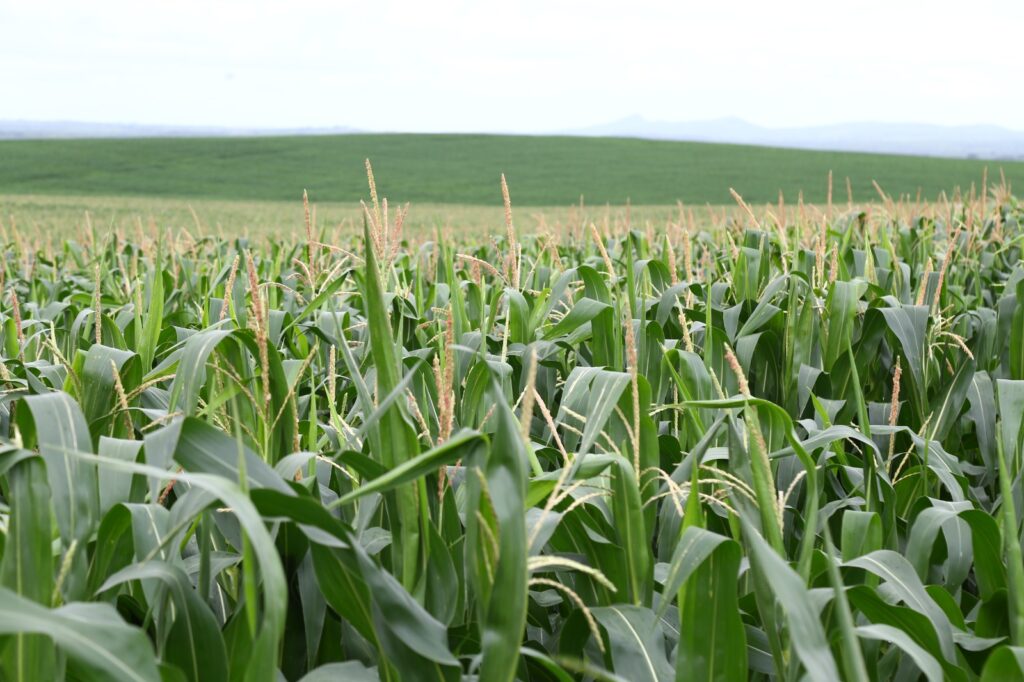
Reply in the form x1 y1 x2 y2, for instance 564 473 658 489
2 170 1024 682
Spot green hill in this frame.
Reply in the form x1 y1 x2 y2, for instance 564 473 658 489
0 133 1019 206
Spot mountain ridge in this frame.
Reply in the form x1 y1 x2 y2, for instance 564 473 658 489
563 116 1024 159
0 120 361 140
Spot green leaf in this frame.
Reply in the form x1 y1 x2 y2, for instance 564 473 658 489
929 357 975 441
542 297 612 340
841 511 882 561
61 449 287 682
823 281 866 371
981 646 1024 681
591 605 673 682
877 304 929 417
672 528 747 682
844 550 956 661
1011 279 1024 381
855 624 943 682
332 429 486 507
139 257 164 374
0 586 160 682
609 454 652 606
297 662 379 682
97 437 143 516
79 344 139 443
15 392 98 546
465 381 529 682
170 417 290 493
98 562 227 682
742 519 839 682
0 455 56 681
821 530 869 682
362 220 422 591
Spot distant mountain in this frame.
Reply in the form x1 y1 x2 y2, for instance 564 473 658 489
0 120 361 140
565 116 1024 160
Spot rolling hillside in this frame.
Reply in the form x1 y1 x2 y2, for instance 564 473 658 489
0 133 1019 206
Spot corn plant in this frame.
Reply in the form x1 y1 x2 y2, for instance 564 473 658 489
2 170 1024 681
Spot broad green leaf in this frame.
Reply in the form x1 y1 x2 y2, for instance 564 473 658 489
981 646 1024 681
15 392 98 547
844 550 956 661
465 381 529 682
591 605 673 682
609 454 652 606
98 562 227 682
298 662 379 682
823 281 866 371
332 428 486 507
671 528 746 682
0 586 160 682
742 519 840 682
855 624 942 682
0 456 56 681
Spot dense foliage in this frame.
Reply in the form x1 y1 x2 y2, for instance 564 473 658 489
2 175 1024 681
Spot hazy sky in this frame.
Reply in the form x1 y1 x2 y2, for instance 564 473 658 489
3 0 1022 132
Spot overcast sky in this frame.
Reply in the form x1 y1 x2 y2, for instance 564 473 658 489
3 0 1021 132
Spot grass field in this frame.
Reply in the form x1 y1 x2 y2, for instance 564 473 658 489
1 133 1021 207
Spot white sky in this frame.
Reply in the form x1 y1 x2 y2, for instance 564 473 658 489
2 0 1022 132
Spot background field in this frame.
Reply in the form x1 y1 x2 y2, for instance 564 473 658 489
0 193 707 241
1 133 1020 209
